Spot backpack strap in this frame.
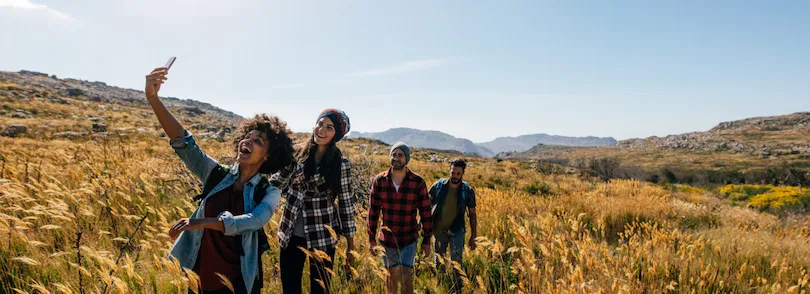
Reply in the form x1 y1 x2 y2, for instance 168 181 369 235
252 176 272 257
436 178 446 195
459 181 469 203
191 165 272 259
431 178 448 208
193 165 230 202
253 177 270 205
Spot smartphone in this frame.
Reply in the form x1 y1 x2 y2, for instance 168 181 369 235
165 57 176 71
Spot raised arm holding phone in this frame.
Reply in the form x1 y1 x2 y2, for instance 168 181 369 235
145 60 295 294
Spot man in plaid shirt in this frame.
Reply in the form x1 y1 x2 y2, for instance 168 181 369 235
368 142 433 294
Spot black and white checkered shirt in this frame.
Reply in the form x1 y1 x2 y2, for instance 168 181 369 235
270 157 358 249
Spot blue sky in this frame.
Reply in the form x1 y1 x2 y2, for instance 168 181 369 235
2 0 809 142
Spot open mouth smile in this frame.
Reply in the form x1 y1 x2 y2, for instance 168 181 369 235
239 146 252 155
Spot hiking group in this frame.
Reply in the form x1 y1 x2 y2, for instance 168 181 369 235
146 66 478 294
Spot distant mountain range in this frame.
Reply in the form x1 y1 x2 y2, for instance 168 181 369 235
348 128 616 157
349 128 495 156
479 134 616 154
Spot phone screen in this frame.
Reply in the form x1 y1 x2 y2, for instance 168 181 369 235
165 57 176 71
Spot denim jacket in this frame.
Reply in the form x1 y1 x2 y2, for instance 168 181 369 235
167 132 280 294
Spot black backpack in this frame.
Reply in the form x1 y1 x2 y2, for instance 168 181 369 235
193 165 272 256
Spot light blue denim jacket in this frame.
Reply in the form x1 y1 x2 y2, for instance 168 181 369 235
167 132 280 294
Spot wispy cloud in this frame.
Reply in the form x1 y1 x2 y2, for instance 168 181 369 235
269 83 307 90
343 58 463 77
0 0 72 21
269 57 464 90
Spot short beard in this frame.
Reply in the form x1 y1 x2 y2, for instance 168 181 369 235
391 162 406 171
450 178 461 184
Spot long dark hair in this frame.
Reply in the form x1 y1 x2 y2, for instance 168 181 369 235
297 136 343 198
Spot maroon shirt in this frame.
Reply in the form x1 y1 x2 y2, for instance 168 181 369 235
193 185 244 291
368 168 433 248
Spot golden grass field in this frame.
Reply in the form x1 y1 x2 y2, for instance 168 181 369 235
2 86 810 293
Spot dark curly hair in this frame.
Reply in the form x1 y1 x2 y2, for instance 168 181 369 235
232 114 295 174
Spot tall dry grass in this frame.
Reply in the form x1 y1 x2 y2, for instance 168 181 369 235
2 85 810 293
2 134 809 293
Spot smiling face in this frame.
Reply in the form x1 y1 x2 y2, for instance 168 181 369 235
313 117 336 146
390 148 407 170
236 130 270 166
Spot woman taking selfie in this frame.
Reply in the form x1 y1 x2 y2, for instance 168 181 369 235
145 66 295 294
270 109 358 294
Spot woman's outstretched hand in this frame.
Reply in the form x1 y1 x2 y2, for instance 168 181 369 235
168 218 190 241
145 67 168 100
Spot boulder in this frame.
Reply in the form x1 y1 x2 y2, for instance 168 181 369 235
184 107 205 117
11 109 32 118
66 88 84 97
1 124 28 137
212 129 226 141
92 123 107 133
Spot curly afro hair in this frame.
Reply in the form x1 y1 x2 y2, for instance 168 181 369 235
231 114 295 174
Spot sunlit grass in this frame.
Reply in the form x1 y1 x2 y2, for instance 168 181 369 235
2 81 810 293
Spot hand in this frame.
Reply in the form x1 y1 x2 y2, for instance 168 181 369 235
420 242 432 258
344 248 356 275
145 67 168 100
345 238 356 264
346 250 356 265
168 218 205 241
469 236 477 251
168 218 190 241
368 239 378 256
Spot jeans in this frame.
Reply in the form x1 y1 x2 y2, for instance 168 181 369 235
383 242 418 269
434 229 465 293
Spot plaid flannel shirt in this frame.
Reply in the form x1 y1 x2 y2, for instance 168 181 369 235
270 157 357 249
368 168 433 249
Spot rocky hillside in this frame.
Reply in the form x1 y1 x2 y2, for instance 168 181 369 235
495 143 584 159
498 112 810 175
0 70 242 140
479 133 616 154
1 70 241 122
349 128 495 157
616 112 810 158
